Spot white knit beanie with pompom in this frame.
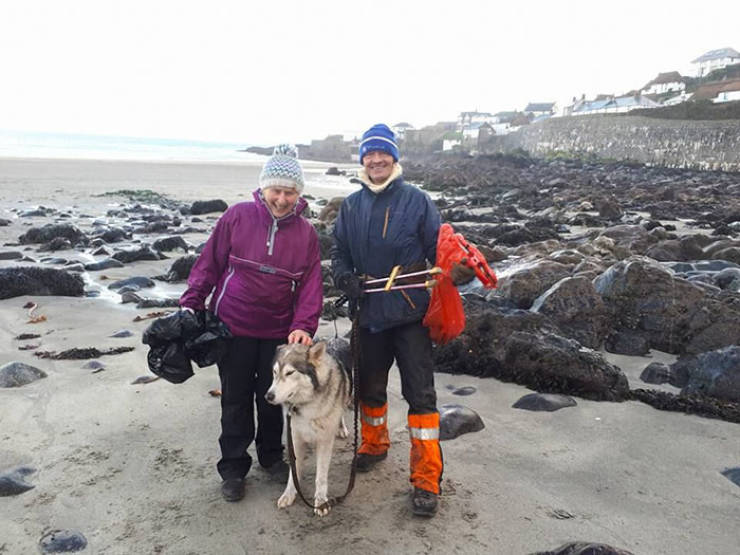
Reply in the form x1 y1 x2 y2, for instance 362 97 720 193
258 144 305 193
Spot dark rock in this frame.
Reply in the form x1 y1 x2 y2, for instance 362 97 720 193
0 251 23 260
91 246 111 256
154 254 198 282
112 246 163 263
0 466 36 496
497 260 572 309
721 467 740 487
318 197 345 224
0 266 84 299
120 291 143 304
594 257 707 354
152 236 189 252
529 542 634 555
604 331 650 356
0 361 47 387
594 195 623 220
321 300 348 321
63 263 85 273
0 218 11 226
84 289 101 297
639 362 673 385
450 386 476 396
19 224 87 245
38 237 73 252
512 393 577 411
439 404 485 440
503 332 629 401
531 276 609 349
39 530 88 553
670 346 740 402
84 258 124 271
95 227 130 243
136 298 180 308
190 199 228 215
714 267 740 290
82 360 105 370
108 276 156 291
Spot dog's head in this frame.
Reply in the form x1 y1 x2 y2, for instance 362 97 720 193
265 341 328 406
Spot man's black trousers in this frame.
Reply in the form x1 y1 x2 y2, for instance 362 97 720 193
216 336 285 480
357 320 437 415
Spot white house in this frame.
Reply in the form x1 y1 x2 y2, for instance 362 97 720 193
392 122 413 140
714 82 740 103
691 47 740 77
442 138 462 151
570 94 660 116
457 111 495 130
641 72 686 95
523 102 556 117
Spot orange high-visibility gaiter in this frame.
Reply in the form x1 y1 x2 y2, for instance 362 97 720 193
408 412 443 494
359 402 390 455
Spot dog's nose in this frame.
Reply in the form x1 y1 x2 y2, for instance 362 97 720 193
265 391 275 403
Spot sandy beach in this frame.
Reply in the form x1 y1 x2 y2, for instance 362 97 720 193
1 157 739 555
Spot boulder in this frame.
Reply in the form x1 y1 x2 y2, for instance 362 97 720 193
0 266 84 299
497 260 572 309
531 276 609 349
670 346 740 402
0 361 47 387
155 254 198 282
18 224 87 245
190 199 228 215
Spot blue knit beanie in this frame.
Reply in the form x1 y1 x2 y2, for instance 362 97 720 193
359 123 399 163
259 144 305 193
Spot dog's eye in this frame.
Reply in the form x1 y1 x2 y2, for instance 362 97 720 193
285 370 295 376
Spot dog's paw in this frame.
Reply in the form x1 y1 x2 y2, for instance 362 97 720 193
336 424 349 439
314 497 332 517
277 491 296 509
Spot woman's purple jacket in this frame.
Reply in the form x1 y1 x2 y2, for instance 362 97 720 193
179 190 323 339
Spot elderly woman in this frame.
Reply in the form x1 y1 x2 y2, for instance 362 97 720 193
180 144 322 502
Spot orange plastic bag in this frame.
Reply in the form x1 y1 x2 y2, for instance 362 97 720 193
423 224 498 344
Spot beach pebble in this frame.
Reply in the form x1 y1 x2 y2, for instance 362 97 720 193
0 218 11 226
152 236 189 252
84 258 124 271
445 385 477 396
529 542 635 555
0 251 24 260
39 530 88 553
0 466 36 496
82 360 105 370
84 289 101 297
107 276 155 291
110 329 134 338
721 467 740 487
439 403 484 440
512 393 577 412
131 375 160 385
112 246 163 263
0 361 48 387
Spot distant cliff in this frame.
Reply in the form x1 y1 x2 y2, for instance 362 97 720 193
245 134 354 163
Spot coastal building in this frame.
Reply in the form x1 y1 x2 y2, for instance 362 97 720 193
641 72 686 95
567 94 660 116
523 102 556 118
457 111 495 130
691 47 740 77
392 122 414 140
692 79 740 103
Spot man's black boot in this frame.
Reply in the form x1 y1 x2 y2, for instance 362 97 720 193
221 478 245 502
355 452 387 473
411 487 438 517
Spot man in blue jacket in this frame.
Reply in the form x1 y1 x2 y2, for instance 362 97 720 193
331 123 443 517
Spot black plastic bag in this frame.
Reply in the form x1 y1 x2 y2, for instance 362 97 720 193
142 309 232 383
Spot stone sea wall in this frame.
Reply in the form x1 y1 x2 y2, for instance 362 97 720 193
480 115 740 172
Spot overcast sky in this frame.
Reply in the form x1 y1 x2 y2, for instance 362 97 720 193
1 0 738 145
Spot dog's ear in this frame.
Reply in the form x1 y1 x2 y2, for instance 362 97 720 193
307 340 326 365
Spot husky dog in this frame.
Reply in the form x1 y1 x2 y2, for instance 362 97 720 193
265 339 352 516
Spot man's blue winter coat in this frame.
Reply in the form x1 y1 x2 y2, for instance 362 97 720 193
331 177 441 332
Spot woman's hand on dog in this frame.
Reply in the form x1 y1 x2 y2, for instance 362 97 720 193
288 329 313 346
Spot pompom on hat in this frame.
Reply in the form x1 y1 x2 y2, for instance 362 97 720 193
259 144 305 193
359 123 399 163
